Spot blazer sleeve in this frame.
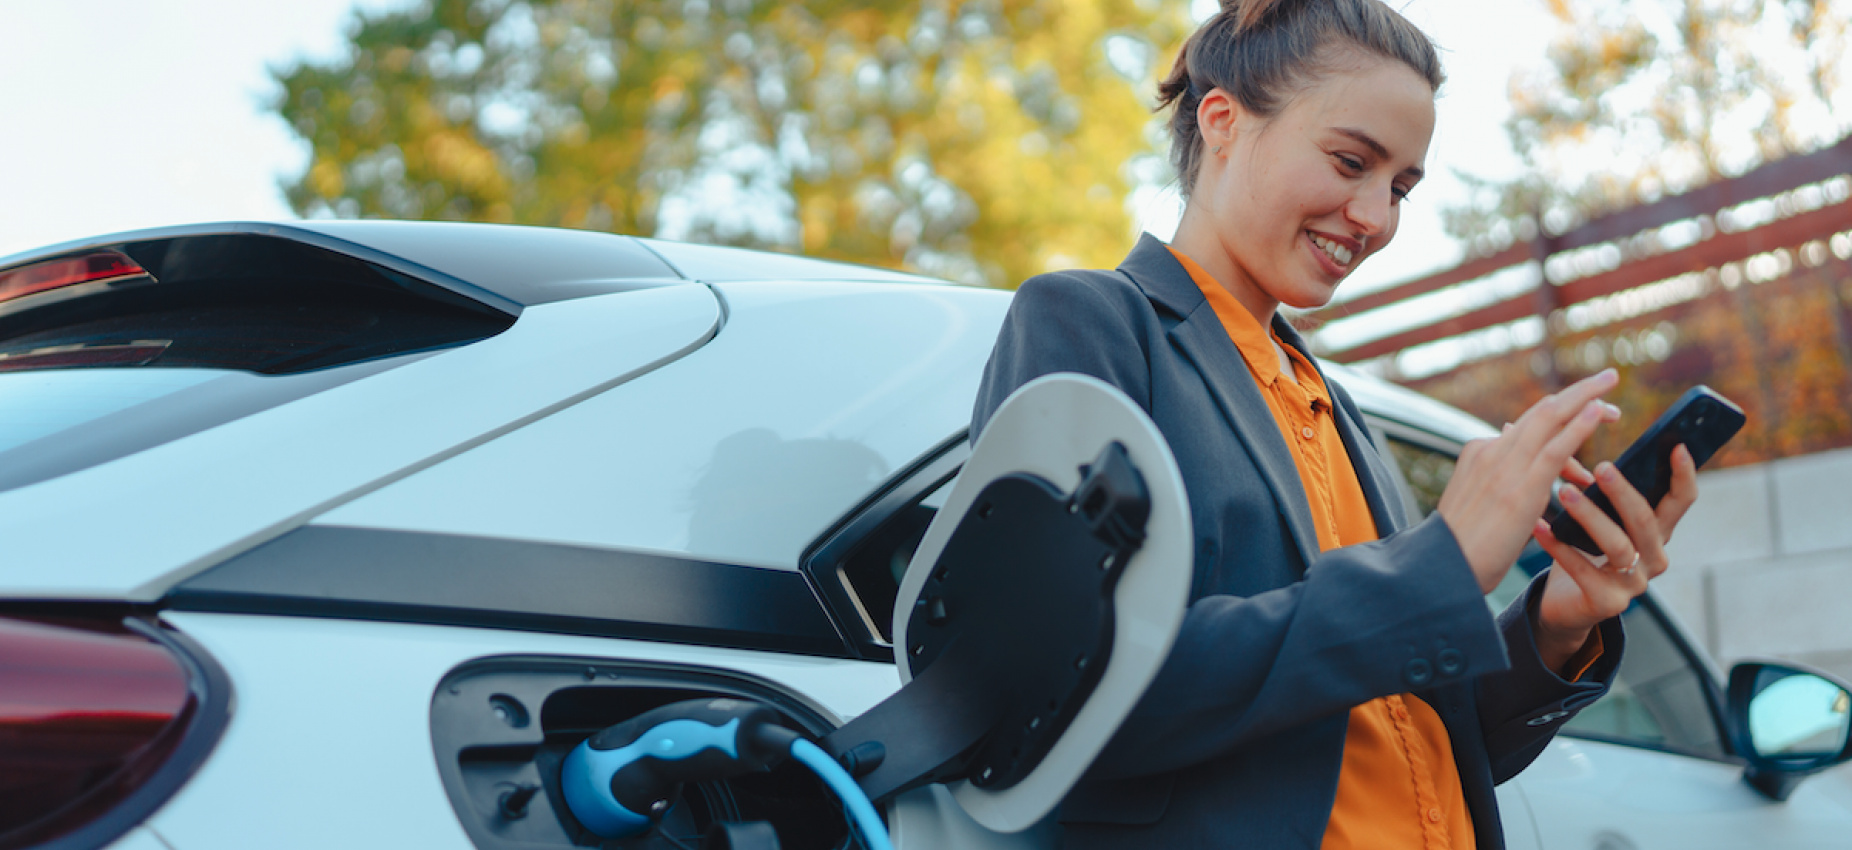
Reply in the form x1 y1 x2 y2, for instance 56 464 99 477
1477 567 1626 783
974 271 1513 780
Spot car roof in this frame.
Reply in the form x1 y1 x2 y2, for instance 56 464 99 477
0 220 941 311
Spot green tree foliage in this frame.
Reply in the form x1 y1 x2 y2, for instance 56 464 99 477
1443 0 1852 253
274 0 1192 287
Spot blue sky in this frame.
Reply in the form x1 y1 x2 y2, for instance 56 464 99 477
0 0 1555 302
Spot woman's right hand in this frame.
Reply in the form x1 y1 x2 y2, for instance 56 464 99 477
1435 369 1621 593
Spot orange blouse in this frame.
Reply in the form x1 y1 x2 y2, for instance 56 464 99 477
1169 246 1475 849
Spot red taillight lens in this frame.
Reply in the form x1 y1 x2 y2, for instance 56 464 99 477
0 616 196 847
0 251 150 306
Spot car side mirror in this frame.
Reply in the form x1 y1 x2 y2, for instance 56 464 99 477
1727 660 1852 801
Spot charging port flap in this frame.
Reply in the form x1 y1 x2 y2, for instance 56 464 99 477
823 373 1193 834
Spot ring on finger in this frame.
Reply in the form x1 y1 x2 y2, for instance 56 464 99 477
1616 553 1641 576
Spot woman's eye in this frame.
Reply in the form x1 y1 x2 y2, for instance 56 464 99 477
1334 154 1364 173
1391 185 1413 204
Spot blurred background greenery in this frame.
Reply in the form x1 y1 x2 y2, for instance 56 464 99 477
271 0 1852 465
272 0 1195 288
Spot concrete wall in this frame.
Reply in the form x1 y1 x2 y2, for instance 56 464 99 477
1656 444 1852 683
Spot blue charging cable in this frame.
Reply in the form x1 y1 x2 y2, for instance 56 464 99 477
788 737 894 850
560 698 894 850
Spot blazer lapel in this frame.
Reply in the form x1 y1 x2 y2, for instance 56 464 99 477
1118 236 1323 570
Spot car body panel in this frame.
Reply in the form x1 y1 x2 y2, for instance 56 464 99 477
1517 736 1852 848
317 281 1008 570
0 285 719 597
1493 783 1542 850
634 237 938 285
144 611 899 850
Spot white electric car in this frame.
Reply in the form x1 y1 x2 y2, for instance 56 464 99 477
2 221 1848 850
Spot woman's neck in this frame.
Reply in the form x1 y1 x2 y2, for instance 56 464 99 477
1169 207 1280 328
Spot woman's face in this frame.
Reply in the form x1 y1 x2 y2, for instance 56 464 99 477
1182 54 1436 317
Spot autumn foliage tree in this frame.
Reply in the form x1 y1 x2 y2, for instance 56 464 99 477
273 0 1192 287
1444 0 1852 251
1414 0 1852 465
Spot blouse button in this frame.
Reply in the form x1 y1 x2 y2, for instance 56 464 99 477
1300 426 1314 440
1426 807 1443 823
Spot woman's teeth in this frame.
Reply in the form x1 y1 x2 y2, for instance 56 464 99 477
1311 234 1353 266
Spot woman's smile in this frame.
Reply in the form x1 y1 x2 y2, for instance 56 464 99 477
1308 231 1356 267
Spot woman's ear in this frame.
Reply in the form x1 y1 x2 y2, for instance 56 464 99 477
1195 87 1241 159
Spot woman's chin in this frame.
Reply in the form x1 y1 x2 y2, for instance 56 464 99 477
1282 285 1341 312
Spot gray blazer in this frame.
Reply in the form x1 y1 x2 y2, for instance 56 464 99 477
973 234 1622 849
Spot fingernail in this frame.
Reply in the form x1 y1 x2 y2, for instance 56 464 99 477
1562 486 1581 503
1601 402 1622 418
1597 462 1617 482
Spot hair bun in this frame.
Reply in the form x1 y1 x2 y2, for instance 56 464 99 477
1226 0 1292 31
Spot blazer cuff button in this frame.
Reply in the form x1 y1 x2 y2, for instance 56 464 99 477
1437 648 1465 676
1403 658 1433 686
1526 710 1571 727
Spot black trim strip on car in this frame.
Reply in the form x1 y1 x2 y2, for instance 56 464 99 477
165 525 851 659
801 431 970 662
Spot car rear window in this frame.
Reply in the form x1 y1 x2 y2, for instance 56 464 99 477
0 233 515 492
1 369 221 452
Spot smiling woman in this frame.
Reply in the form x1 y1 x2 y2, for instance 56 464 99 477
1174 58 1436 318
971 1 1703 848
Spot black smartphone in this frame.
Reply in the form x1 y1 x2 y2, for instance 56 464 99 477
1546 385 1746 555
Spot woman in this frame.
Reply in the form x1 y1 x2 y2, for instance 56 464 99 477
972 1 1700 847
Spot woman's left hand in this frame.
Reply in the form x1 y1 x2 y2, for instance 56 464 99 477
1529 444 1701 675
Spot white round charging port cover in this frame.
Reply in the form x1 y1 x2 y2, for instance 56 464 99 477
891 372 1192 833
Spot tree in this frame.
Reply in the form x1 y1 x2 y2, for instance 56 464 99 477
273 0 1193 287
1442 0 1852 253
1418 0 1852 465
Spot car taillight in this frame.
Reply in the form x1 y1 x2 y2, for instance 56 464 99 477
0 614 224 849
0 251 151 306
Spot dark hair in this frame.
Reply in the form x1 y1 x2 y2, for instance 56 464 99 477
1157 0 1444 196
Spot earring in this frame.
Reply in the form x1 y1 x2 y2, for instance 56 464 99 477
1211 145 1222 155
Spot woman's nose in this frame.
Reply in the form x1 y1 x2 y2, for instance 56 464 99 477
1345 185 1394 237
